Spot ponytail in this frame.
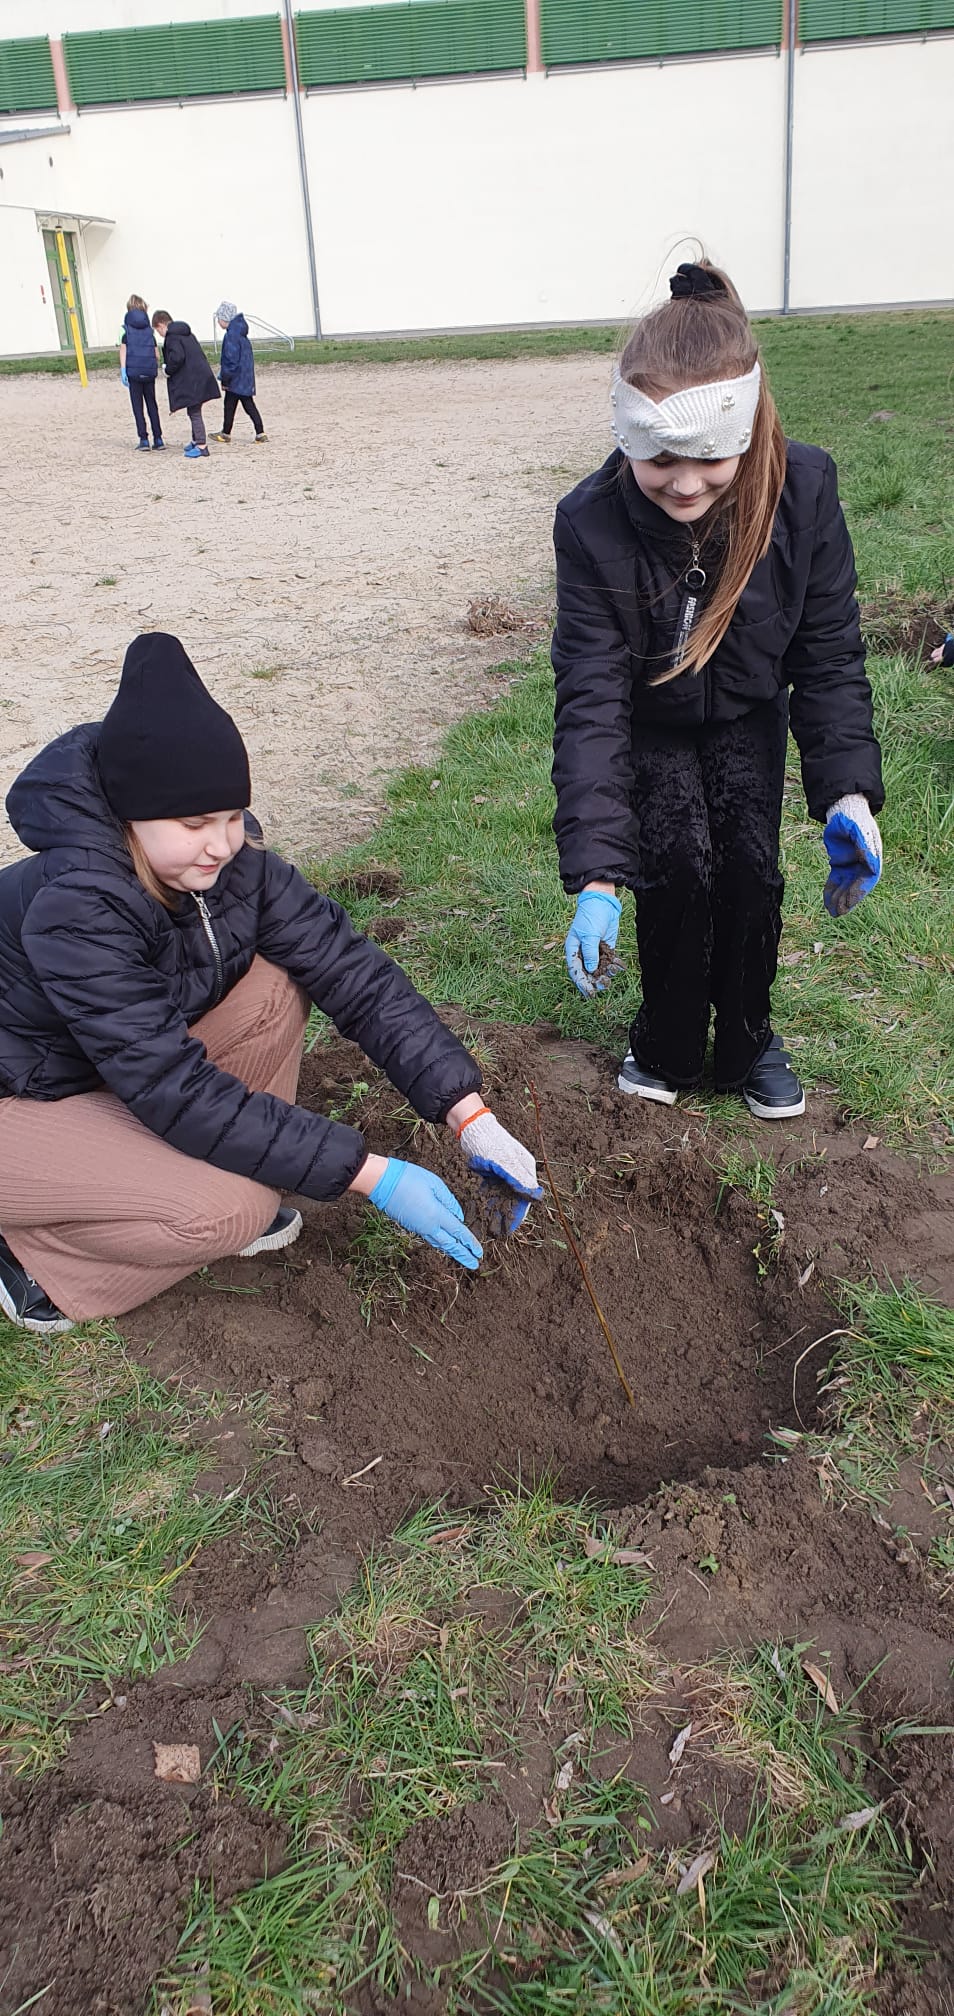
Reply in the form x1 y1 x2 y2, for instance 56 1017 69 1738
619 261 787 685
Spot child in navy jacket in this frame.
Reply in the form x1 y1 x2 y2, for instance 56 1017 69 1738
212 301 267 444
118 295 164 452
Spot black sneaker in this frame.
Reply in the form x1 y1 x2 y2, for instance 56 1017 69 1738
741 1035 805 1120
237 1207 303 1258
617 1052 679 1106
0 1234 73 1334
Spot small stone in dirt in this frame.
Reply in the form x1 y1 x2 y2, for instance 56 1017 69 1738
298 1434 339 1476
153 1742 201 1784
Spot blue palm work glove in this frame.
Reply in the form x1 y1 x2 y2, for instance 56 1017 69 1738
823 794 883 917
457 1109 543 1234
565 889 623 997
120 366 128 386
369 1159 482 1271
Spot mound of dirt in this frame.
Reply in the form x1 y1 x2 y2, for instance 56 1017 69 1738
860 589 950 661
120 1018 949 1695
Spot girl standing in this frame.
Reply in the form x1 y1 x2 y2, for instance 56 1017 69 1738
0 635 540 1334
552 262 884 1118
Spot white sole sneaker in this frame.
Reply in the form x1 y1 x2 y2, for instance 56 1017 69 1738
617 1055 679 1105
742 1088 806 1120
238 1209 303 1258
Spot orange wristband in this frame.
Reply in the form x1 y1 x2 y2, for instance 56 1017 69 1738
454 1104 492 1138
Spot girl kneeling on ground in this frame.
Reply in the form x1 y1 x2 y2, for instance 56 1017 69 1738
0 634 540 1335
552 261 884 1119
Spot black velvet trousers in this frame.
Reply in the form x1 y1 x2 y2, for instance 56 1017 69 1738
628 691 788 1090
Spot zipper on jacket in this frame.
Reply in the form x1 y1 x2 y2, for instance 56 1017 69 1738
671 538 708 672
193 894 224 1004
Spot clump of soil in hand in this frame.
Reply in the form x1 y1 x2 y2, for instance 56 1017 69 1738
595 939 625 983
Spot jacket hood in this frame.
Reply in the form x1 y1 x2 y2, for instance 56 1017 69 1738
6 724 129 861
168 319 192 335
229 313 249 337
125 308 151 330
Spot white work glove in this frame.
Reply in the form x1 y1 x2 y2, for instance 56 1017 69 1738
823 794 883 917
456 1109 543 1234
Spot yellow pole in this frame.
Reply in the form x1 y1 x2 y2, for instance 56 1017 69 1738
54 227 88 387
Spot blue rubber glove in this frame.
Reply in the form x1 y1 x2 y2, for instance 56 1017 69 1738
120 366 128 386
457 1110 543 1234
565 889 623 997
369 1159 482 1271
823 794 883 918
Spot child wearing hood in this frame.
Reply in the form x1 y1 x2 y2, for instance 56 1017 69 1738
0 635 540 1333
212 300 267 444
151 309 221 459
118 294 164 452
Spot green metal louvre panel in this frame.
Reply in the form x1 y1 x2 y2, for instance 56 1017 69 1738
295 1 526 87
0 36 57 114
800 0 954 38
63 16 285 107
540 0 782 66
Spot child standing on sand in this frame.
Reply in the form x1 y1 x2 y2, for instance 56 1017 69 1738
151 310 221 459
212 301 267 444
118 295 164 452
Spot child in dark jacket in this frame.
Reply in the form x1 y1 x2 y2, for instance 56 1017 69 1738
0 634 540 1333
151 310 221 459
552 260 884 1122
118 294 164 451
212 300 267 443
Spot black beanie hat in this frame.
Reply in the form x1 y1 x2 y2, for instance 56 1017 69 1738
97 633 251 821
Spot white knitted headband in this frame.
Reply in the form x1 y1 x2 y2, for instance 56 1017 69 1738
610 359 761 461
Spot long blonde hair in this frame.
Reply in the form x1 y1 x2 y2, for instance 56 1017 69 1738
619 261 787 684
124 824 175 908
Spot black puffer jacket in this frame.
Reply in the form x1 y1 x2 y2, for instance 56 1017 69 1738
0 728 481 1199
160 321 221 413
551 442 884 893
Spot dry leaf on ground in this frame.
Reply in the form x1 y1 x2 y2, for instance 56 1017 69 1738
583 1533 654 1567
668 1722 692 1767
555 1760 574 1792
838 1804 882 1831
676 1848 717 1896
15 1551 53 1570
802 1660 839 1712
153 1741 201 1784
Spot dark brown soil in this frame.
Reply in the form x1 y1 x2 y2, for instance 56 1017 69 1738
860 590 951 661
3 1018 952 2015
0 1683 285 2016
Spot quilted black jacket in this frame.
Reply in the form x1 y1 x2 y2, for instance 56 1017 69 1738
551 442 884 892
0 726 481 1199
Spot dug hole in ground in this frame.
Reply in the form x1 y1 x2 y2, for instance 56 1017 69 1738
2 1014 952 2015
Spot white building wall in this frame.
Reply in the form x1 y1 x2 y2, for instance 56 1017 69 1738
303 55 786 332
0 8 951 356
0 98 313 349
789 37 954 307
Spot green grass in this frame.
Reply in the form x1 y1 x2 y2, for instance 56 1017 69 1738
773 1282 954 1536
308 647 953 1146
157 1486 911 2016
0 1321 253 1773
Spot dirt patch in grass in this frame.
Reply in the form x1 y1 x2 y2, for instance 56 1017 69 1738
860 589 950 660
0 1682 285 2016
119 1019 950 1644
4 1019 953 2014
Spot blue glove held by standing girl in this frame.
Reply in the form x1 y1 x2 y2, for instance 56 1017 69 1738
369 1159 482 1270
565 889 623 996
822 794 883 917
